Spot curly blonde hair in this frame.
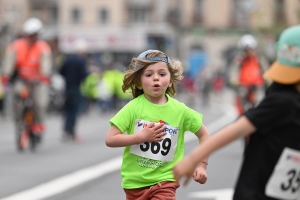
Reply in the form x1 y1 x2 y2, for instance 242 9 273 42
122 51 184 98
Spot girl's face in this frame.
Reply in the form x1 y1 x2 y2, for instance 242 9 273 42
138 62 172 103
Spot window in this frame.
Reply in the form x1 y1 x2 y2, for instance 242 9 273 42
231 0 250 28
128 8 149 23
98 8 109 24
231 0 257 28
147 35 167 52
3 5 20 23
50 7 58 24
275 0 285 26
194 0 204 23
32 9 43 21
71 7 81 23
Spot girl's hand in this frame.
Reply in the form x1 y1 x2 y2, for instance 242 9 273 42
193 166 208 184
139 123 166 143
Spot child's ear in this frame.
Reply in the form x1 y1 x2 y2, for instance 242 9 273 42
168 82 173 88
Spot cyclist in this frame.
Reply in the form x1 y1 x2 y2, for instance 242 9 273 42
229 34 269 115
229 34 269 151
1 17 52 143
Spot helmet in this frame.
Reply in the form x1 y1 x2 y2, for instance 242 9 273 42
22 18 43 35
238 34 257 49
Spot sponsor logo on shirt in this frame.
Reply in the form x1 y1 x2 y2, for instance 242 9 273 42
286 154 300 163
136 119 179 136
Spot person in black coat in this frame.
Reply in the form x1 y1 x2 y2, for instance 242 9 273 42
60 39 88 142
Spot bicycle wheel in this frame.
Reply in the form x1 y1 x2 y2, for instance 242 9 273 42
23 111 38 152
29 132 38 151
16 124 29 151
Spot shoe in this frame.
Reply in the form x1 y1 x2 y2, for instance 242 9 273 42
72 135 84 143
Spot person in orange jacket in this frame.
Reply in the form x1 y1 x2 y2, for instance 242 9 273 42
1 17 52 142
229 34 270 153
229 34 269 115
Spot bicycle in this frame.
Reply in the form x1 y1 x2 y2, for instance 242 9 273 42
13 80 41 151
235 85 256 115
233 84 258 155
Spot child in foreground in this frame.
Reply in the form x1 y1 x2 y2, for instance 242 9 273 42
105 50 210 200
173 25 300 200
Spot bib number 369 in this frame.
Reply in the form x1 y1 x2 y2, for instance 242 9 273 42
130 119 179 162
266 148 300 200
140 138 171 156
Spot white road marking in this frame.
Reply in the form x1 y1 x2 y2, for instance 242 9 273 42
0 157 122 200
188 188 233 200
0 109 237 200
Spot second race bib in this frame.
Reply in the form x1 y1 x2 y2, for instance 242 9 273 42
265 147 300 199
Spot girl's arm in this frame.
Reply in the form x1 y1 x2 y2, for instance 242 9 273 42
105 123 167 147
192 124 210 184
194 124 210 167
173 115 256 185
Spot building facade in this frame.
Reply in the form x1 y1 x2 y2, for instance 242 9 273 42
0 0 299 67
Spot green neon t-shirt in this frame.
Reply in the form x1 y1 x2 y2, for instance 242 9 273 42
109 94 203 189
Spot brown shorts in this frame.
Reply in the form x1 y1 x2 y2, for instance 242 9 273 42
124 181 180 200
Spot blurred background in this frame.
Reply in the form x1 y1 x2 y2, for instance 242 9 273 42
0 0 299 117
0 1 300 200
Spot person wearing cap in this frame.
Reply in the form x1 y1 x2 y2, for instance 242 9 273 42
173 25 300 200
1 17 52 143
105 50 210 199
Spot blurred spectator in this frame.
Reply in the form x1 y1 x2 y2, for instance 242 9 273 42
114 70 131 109
59 39 88 142
262 33 277 66
180 48 208 107
80 65 101 113
198 66 213 106
97 64 131 112
47 72 65 115
212 70 225 94
80 62 131 113
97 69 114 112
180 48 207 96
111 63 131 109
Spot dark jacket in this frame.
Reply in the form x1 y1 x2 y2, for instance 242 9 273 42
59 54 88 90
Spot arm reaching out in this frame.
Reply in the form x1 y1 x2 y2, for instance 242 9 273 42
173 116 256 186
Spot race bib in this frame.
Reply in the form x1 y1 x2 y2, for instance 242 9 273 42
130 119 180 162
266 147 300 199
